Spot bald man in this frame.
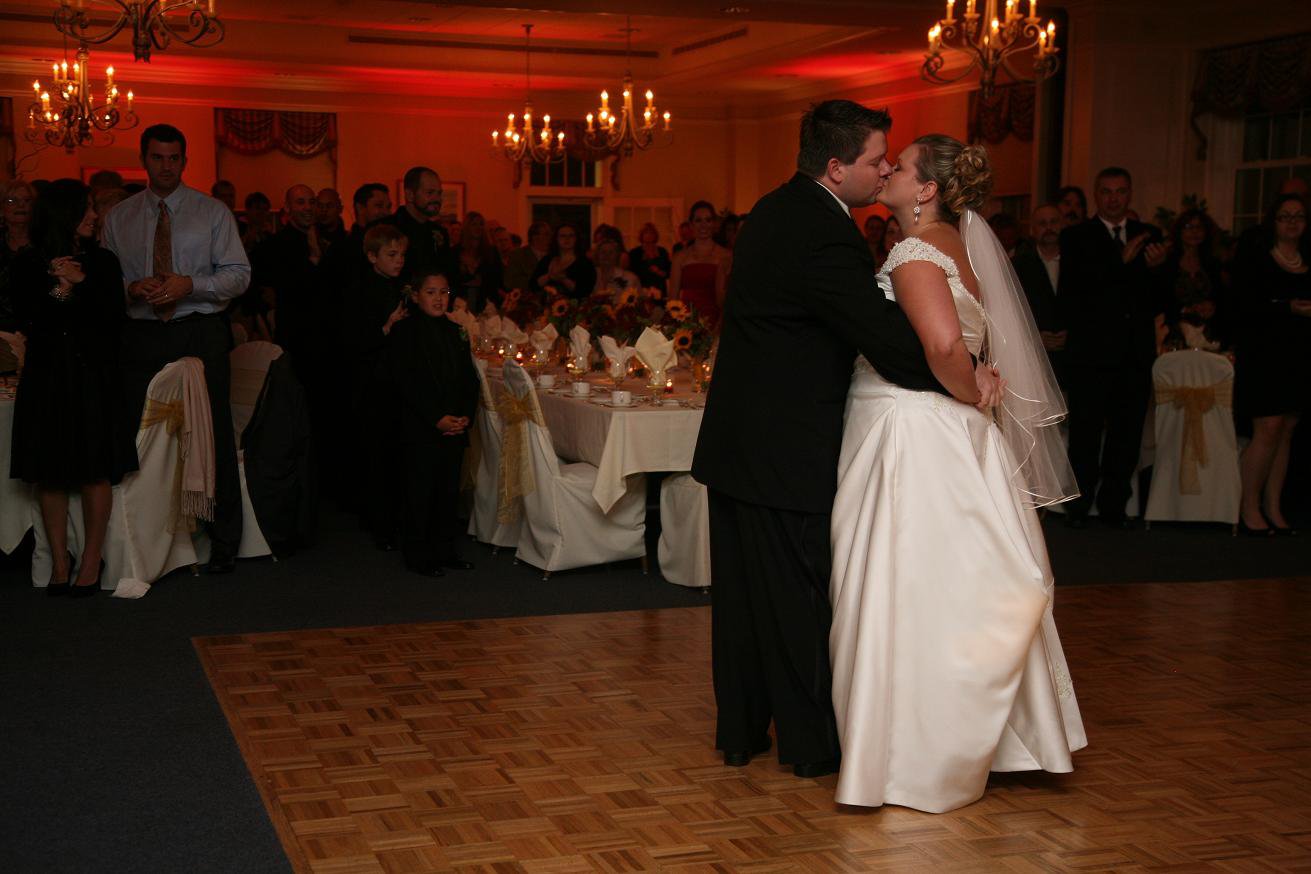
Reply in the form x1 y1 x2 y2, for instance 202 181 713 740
1012 203 1068 382
316 186 348 252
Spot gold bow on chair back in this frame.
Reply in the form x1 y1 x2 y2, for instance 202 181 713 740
494 381 546 523
139 397 195 532
1155 378 1233 495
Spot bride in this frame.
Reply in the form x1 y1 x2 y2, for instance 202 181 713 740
829 134 1087 813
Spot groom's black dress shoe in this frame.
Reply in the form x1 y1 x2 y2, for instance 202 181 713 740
722 737 771 767
792 758 839 779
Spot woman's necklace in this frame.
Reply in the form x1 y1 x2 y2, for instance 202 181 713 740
1273 246 1304 270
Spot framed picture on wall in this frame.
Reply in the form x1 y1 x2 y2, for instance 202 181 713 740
81 166 149 186
393 179 466 222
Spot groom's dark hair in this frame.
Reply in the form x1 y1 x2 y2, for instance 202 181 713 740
797 101 891 177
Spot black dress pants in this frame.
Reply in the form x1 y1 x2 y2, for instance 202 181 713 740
1065 363 1152 519
708 488 840 766
121 313 242 554
401 439 465 571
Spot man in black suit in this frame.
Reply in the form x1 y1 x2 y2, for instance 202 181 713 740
1012 203 1067 383
1058 167 1170 527
692 100 1001 778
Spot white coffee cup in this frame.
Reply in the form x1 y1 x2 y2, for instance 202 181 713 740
571 381 591 397
611 390 632 406
538 374 556 389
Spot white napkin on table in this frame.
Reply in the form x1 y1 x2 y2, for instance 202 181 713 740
634 327 676 377
569 325 591 361
530 323 558 353
448 308 479 338
480 300 499 318
599 335 636 375
502 319 529 346
481 315 504 339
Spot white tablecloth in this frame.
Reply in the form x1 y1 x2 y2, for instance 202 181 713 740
0 396 35 554
486 363 704 512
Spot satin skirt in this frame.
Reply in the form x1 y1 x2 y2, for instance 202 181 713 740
829 366 1087 813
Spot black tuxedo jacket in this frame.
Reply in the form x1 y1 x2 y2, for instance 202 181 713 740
382 314 479 447
1011 248 1064 334
691 173 944 514
1058 217 1166 369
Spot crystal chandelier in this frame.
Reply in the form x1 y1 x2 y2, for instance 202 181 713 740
585 16 671 157
53 0 225 63
27 43 138 152
493 24 566 166
922 0 1059 99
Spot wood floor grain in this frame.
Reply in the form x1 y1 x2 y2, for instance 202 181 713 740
194 578 1311 873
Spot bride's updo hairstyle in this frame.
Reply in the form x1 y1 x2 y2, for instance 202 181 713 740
911 134 992 225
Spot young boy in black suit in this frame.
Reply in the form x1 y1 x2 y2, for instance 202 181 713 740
381 271 480 577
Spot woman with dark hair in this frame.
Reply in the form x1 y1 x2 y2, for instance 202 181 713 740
10 178 137 595
670 200 731 326
876 215 904 268
1 180 36 370
628 222 671 292
714 212 741 250
1162 208 1228 348
454 211 503 312
1234 193 1309 534
1055 185 1087 228
531 222 595 300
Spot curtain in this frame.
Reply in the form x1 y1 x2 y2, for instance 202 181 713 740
1190 32 1311 158
968 84 1035 145
214 109 337 160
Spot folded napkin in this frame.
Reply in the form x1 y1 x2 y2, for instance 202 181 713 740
447 308 479 338
569 325 591 361
530 323 558 353
482 315 505 340
480 300 499 318
599 335 636 376
634 327 676 377
502 319 529 346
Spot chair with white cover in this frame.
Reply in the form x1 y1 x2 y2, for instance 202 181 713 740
32 358 205 596
467 357 520 549
1144 350 1240 529
227 341 281 559
505 361 647 578
657 473 710 588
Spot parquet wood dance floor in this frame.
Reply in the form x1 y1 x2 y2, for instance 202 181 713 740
194 578 1311 873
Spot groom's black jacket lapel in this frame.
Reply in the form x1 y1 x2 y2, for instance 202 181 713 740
692 172 945 514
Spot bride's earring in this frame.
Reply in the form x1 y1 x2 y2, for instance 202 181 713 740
913 203 921 225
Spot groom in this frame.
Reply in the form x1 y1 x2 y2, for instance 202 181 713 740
692 100 1000 777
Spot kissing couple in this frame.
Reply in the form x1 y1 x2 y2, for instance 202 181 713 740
692 99 1088 813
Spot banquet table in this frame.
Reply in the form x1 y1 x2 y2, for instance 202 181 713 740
483 360 705 512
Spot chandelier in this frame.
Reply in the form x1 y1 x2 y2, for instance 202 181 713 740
493 24 566 166
585 15 671 157
53 0 225 63
922 0 1059 99
27 43 138 152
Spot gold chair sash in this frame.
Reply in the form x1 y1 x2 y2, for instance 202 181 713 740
1155 378 1233 495
139 397 196 532
494 385 546 523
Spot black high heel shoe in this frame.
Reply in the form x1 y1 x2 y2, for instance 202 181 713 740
46 550 75 597
1262 512 1298 536
71 559 105 598
1237 519 1273 538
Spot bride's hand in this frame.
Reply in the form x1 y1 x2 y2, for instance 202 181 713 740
973 363 1005 411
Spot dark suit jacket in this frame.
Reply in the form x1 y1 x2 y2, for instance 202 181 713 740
1058 217 1166 369
243 354 316 552
1012 248 1064 334
691 173 943 514
383 314 479 447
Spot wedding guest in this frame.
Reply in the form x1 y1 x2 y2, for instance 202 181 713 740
92 187 130 237
628 222 671 292
672 220 693 254
1056 185 1088 228
210 180 237 213
592 238 640 297
324 182 391 286
315 187 348 252
492 226 515 266
715 212 741 250
1234 193 1309 535
532 223 595 300
382 271 479 577
343 223 409 545
670 201 731 326
1059 166 1170 528
101 123 250 573
878 215 904 268
504 220 551 295
1162 208 1227 349
1012 203 1067 379
988 212 1023 258
10 179 137 595
454 211 503 312
1 180 36 339
862 214 886 264
240 191 274 252
389 166 455 280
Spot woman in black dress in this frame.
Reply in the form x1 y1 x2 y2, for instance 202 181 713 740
454 211 503 313
1234 193 1310 534
10 178 137 595
531 223 595 300
627 222 671 293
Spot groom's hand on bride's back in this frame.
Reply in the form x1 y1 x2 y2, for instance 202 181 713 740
974 363 1005 411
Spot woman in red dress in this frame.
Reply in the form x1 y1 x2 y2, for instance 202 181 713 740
670 200 731 328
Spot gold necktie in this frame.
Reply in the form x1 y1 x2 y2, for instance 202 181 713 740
153 200 176 321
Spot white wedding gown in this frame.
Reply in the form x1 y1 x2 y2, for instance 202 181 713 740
829 237 1087 813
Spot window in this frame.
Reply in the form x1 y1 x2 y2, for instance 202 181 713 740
530 155 601 189
1232 97 1311 234
610 201 678 250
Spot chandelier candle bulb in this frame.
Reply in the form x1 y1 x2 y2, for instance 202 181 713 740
945 0 954 21
1029 0 1037 20
663 111 671 130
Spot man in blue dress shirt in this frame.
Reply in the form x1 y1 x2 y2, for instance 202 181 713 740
102 124 251 572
